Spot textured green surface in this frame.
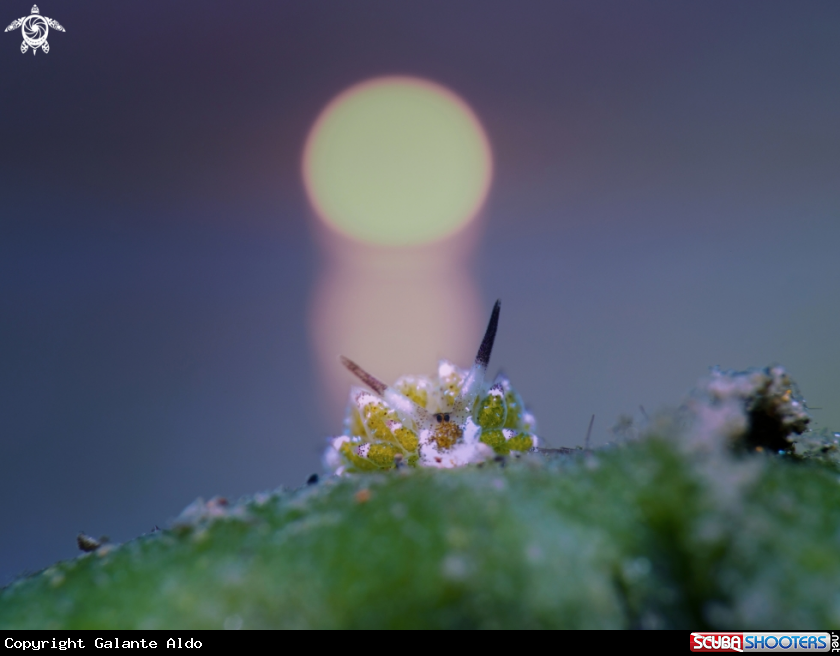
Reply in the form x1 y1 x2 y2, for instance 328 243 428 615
3 434 840 629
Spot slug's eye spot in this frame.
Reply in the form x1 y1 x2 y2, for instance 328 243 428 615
444 413 450 422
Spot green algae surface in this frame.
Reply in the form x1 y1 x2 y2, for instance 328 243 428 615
3 436 840 629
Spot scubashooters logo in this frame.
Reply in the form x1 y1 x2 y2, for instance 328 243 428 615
690 632 834 653
4 5 65 54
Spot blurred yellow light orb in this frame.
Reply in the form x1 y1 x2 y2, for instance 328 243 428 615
303 76 492 246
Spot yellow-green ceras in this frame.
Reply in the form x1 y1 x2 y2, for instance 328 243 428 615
324 301 539 473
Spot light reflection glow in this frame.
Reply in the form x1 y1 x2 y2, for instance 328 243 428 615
303 76 492 246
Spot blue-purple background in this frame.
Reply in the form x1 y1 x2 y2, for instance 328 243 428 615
1 1 838 584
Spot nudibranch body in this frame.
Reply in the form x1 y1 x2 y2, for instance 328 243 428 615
324 301 539 474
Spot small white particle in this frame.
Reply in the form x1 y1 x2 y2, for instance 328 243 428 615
224 615 243 630
525 544 543 563
441 554 470 581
